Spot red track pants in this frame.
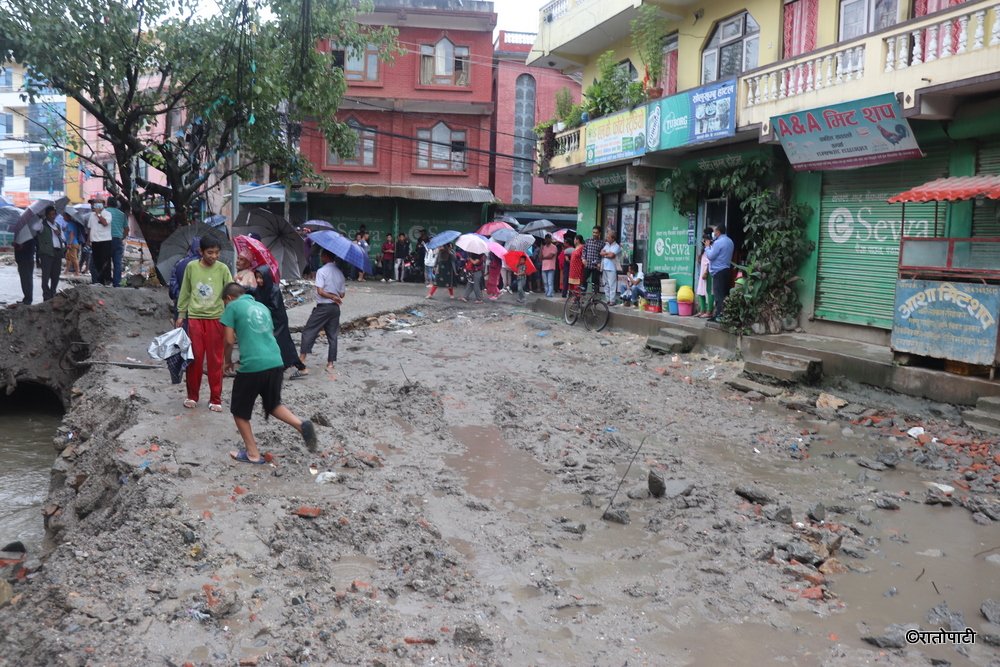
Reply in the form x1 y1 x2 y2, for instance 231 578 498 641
186 317 224 405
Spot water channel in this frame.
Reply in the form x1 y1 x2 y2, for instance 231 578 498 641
0 263 64 554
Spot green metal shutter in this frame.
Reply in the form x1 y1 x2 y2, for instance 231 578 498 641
816 146 949 329
973 140 1000 237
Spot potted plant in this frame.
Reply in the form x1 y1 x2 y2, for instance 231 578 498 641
631 4 667 99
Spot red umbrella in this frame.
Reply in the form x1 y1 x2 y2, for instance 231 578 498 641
504 250 536 275
477 220 514 236
234 234 281 281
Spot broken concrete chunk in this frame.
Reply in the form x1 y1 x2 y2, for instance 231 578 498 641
735 485 774 505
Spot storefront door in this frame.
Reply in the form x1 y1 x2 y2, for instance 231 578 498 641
601 192 651 269
974 140 1000 237
816 147 949 329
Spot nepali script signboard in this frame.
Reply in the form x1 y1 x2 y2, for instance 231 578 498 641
891 279 1000 366
772 93 922 171
645 79 737 152
586 107 647 167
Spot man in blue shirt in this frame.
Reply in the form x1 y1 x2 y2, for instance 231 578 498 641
106 199 128 287
704 224 735 322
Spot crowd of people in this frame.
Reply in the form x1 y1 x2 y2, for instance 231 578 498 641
11 198 132 305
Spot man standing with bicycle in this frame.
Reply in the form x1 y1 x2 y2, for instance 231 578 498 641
583 226 603 295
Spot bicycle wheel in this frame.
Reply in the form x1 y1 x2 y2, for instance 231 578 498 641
583 299 610 332
563 295 581 325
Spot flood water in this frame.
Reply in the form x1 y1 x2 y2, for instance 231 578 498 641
0 262 64 305
0 386 62 554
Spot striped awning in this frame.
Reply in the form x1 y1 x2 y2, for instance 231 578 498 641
888 175 1000 203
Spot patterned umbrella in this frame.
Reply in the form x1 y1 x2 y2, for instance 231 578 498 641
233 208 306 281
551 229 571 244
13 197 69 244
477 221 514 236
455 233 490 255
308 230 373 273
504 233 536 253
426 229 461 250
302 219 334 231
234 234 281 281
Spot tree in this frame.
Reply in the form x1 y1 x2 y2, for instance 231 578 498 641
0 0 396 258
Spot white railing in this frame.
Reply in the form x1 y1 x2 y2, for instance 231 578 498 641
540 0 569 21
744 45 865 109
502 31 537 46
554 127 581 156
884 4 1000 71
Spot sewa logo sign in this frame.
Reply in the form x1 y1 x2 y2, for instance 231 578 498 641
827 207 932 248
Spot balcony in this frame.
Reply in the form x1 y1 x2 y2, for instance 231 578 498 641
738 1 1000 137
539 125 587 178
528 0 690 71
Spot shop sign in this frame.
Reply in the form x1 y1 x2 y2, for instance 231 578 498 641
585 107 647 166
773 93 922 171
580 169 627 190
645 79 737 153
626 166 656 198
892 279 1000 366
650 227 692 280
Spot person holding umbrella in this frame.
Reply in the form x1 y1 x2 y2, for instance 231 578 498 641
299 248 346 376
35 206 64 301
13 229 36 305
426 243 457 299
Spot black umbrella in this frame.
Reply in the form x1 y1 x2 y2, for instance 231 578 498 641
233 208 306 281
155 223 235 285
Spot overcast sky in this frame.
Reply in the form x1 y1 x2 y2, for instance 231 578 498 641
495 0 543 35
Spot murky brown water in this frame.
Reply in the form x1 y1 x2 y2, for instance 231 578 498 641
0 386 63 554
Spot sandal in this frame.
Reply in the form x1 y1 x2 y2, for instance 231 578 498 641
209 403 223 412
183 399 197 409
230 448 266 464
290 370 308 380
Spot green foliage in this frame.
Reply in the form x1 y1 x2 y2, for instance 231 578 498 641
0 0 397 234
666 159 814 334
631 4 667 89
554 87 574 122
583 51 645 120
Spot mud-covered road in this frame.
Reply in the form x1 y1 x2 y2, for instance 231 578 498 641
1 286 998 666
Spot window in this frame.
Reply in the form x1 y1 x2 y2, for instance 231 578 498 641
784 0 819 58
662 34 679 96
419 39 470 86
4 159 14 177
512 74 536 204
417 122 466 171
29 151 62 193
0 68 12 91
915 0 967 16
839 0 898 40
0 113 13 137
327 118 376 167
701 12 759 85
332 43 380 82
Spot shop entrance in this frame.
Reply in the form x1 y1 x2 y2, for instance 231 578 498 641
601 192 651 270
696 195 745 281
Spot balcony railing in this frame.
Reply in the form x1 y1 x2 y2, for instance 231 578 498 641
738 1 1000 134
555 127 581 156
539 125 586 173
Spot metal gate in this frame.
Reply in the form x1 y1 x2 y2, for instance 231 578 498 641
816 147 949 329
974 139 1000 237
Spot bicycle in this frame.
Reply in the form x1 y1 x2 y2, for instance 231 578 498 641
563 288 610 332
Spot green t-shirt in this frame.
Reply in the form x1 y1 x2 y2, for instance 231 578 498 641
107 207 127 239
220 295 283 373
177 259 233 320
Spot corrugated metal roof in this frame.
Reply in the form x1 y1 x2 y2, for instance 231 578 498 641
328 184 497 204
888 175 1000 203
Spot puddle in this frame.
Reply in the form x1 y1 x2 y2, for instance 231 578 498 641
446 426 550 509
327 554 379 586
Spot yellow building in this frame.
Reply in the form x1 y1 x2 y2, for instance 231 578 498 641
531 0 1000 343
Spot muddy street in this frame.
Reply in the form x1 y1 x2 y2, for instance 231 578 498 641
0 287 998 666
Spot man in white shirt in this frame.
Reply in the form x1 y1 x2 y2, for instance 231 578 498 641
87 200 113 285
298 249 346 376
599 231 622 306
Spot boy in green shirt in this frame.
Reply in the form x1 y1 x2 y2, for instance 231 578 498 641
221 283 317 463
175 237 233 412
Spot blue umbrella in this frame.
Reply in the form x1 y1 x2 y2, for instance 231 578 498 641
489 228 517 243
308 230 373 274
426 230 461 250
302 219 334 231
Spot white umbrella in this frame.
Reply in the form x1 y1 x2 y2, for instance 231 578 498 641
455 233 489 255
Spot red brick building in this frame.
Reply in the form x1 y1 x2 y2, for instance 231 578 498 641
491 31 580 212
301 0 498 247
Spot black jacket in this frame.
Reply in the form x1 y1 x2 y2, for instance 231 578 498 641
253 265 301 370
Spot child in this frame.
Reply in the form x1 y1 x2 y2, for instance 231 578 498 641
426 244 456 299
462 253 484 303
299 249 345 375
220 283 317 463
515 256 528 304
618 263 645 306
175 236 233 411
254 266 307 378
696 231 713 317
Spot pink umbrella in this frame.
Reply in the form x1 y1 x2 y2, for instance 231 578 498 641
234 234 281 281
487 241 507 258
477 220 514 236
551 229 570 243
